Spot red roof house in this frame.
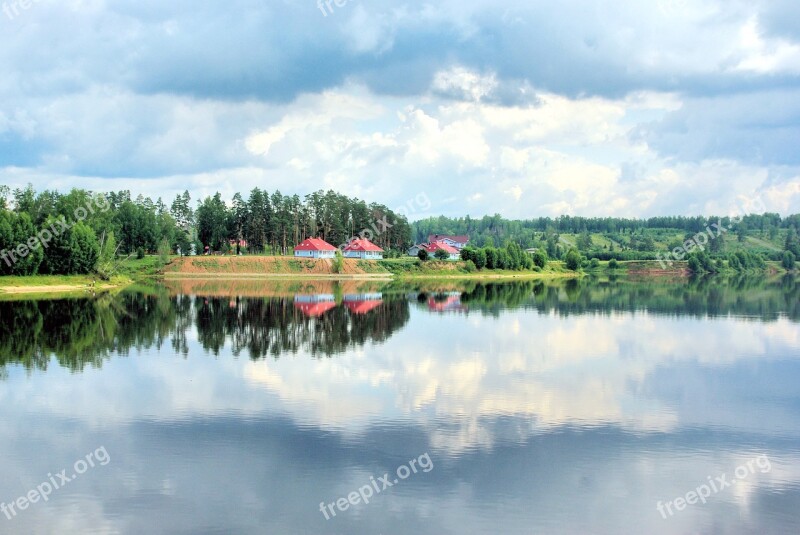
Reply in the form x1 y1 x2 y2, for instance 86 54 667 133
343 238 384 259
422 241 461 260
427 234 469 249
294 238 337 259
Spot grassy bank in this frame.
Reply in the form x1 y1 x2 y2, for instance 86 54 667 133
0 256 162 297
377 257 580 279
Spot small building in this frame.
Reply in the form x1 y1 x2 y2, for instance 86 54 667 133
427 234 469 250
423 241 461 260
407 244 425 256
343 238 384 260
294 237 337 259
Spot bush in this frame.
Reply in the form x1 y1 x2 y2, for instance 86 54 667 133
783 251 796 271
332 250 344 273
136 247 145 259
564 249 581 271
463 260 477 273
158 238 171 265
417 249 429 261
608 258 618 270
434 248 450 261
532 251 548 269
589 257 600 269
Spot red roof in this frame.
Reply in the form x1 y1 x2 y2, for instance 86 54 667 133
428 234 469 244
344 238 384 253
423 241 459 254
295 238 337 251
294 301 337 317
345 300 383 314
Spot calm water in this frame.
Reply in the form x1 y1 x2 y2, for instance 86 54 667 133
1 276 799 534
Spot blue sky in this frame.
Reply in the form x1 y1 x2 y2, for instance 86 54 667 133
1 0 799 218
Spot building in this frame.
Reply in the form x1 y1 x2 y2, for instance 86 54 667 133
294 237 337 259
407 244 425 256
427 234 469 250
422 241 461 260
343 238 384 260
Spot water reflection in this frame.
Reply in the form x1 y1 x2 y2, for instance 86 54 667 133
0 276 798 534
2 275 798 373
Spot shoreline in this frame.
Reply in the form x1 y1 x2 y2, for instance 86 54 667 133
1 257 792 297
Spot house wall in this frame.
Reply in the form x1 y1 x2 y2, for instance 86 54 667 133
344 251 383 259
295 250 335 258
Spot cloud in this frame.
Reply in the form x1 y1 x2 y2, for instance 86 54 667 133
0 1 799 216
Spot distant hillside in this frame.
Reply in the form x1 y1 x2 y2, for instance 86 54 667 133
413 213 800 261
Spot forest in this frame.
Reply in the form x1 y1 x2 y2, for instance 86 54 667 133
413 212 800 264
0 184 413 276
2 183 799 276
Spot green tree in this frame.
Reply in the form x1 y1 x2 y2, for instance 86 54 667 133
783 251 796 271
158 238 172 265
786 228 800 256
688 255 702 273
332 250 344 273
434 248 449 261
577 230 593 251
532 250 548 269
41 220 99 275
473 248 487 269
71 222 100 274
417 249 429 261
564 249 581 271
197 193 229 251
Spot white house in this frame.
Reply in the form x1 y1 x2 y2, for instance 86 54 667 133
294 237 337 259
343 238 384 259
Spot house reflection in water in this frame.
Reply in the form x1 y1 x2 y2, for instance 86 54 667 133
293 294 337 317
343 293 383 315
427 292 467 313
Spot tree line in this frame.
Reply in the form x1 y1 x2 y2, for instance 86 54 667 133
0 184 414 276
414 213 800 249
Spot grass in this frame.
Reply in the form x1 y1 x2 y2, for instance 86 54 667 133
377 258 581 279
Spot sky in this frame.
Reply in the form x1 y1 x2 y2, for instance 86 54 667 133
1 0 800 219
